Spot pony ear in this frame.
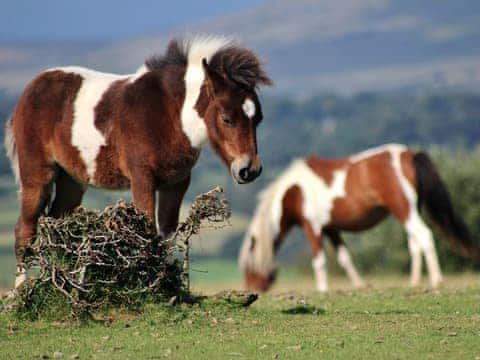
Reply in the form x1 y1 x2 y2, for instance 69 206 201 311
202 58 226 98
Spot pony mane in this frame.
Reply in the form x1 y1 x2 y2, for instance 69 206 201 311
146 35 272 89
239 159 306 274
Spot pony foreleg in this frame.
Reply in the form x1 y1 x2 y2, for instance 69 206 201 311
327 230 365 288
303 221 328 292
336 245 365 288
155 176 190 239
407 236 422 286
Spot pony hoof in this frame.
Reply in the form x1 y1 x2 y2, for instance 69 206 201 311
316 286 329 293
353 279 367 289
3 289 18 300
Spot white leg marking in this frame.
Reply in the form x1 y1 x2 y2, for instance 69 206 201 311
15 266 27 289
337 245 365 288
242 98 256 119
406 212 443 287
312 252 328 292
407 236 422 286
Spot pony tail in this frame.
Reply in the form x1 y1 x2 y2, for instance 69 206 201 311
413 151 480 260
4 114 19 184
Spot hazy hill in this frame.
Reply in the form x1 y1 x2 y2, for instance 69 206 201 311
1 0 479 95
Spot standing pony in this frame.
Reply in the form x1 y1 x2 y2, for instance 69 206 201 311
240 144 478 292
5 35 272 288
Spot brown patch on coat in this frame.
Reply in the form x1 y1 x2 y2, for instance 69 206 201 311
305 156 349 185
14 70 88 184
401 150 417 189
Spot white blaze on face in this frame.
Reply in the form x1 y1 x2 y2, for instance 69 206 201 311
49 66 129 183
242 98 256 119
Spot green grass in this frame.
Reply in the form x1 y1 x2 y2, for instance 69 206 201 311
1 275 480 359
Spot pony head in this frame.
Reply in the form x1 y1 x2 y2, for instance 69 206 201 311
145 36 272 184
199 43 272 184
239 197 279 291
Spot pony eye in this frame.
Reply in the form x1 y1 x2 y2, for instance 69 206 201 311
222 116 234 126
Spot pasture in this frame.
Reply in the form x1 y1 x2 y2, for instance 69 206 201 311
1 271 480 359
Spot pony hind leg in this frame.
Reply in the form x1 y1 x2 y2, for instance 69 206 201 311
48 168 86 218
405 211 443 288
326 230 365 288
388 200 442 288
14 166 56 288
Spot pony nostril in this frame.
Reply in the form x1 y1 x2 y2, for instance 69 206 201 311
257 165 263 177
239 167 250 181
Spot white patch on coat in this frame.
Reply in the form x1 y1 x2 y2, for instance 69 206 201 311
312 252 328 292
48 66 129 182
389 145 442 287
180 36 233 148
242 98 256 119
129 64 148 83
239 159 347 275
349 143 407 163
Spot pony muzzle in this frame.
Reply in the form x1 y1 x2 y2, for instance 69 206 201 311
230 155 262 184
245 269 277 292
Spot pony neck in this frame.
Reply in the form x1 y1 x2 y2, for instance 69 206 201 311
180 62 209 149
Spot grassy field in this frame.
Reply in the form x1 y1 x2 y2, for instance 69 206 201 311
1 273 479 359
0 177 479 359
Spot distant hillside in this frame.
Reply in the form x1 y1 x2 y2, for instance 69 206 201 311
1 0 480 95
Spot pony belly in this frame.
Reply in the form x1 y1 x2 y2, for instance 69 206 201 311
90 163 131 190
331 206 389 232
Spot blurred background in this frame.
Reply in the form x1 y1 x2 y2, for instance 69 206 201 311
0 0 479 289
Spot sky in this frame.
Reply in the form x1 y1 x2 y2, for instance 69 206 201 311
0 0 266 42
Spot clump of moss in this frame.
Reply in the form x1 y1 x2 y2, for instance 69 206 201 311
13 187 230 320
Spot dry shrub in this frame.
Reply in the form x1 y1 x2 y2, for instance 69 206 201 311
14 187 230 319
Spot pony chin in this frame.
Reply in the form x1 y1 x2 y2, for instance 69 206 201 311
244 269 276 292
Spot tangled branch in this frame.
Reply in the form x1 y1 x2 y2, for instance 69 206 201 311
14 187 231 318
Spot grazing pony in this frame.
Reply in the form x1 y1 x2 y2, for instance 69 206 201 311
5 35 272 288
239 144 478 292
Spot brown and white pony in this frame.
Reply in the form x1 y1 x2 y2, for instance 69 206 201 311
5 35 272 288
240 144 478 292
